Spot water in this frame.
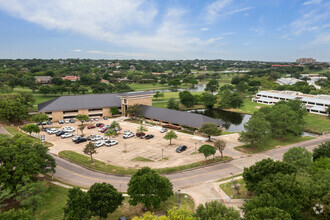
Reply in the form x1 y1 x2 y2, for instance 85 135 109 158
150 84 206 93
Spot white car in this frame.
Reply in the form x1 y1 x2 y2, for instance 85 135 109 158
103 137 110 142
160 128 168 133
61 133 74 139
91 135 103 141
105 140 118 146
94 118 99 121
94 141 105 148
63 126 75 132
47 128 59 134
123 133 134 139
65 119 70 124
98 128 104 132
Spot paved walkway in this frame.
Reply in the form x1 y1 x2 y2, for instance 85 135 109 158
0 123 10 135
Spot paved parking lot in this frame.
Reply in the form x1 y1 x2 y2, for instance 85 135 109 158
44 117 242 169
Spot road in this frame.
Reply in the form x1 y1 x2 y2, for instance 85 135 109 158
53 134 330 192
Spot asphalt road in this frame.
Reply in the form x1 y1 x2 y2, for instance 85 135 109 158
52 134 330 192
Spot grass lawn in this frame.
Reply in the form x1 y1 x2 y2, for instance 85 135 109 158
59 150 232 175
129 83 191 91
152 91 205 109
35 183 194 220
235 136 315 154
304 113 330 134
219 178 253 199
131 156 154 162
224 98 267 115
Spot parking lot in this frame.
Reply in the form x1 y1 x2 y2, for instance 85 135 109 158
43 117 240 169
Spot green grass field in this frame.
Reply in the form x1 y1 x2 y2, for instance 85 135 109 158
58 150 232 175
35 183 194 220
219 178 253 199
304 113 330 134
223 98 267 115
129 83 191 91
235 136 315 154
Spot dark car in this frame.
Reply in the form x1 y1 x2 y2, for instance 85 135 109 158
47 120 52 125
36 122 41 126
136 132 145 137
58 119 64 124
103 116 108 120
145 134 154 140
56 130 67 136
70 118 75 123
75 137 87 143
176 145 187 153
42 127 51 132
96 123 103 127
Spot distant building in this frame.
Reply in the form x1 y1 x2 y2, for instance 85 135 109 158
271 64 291 67
62 76 80 81
277 78 302 85
296 58 316 64
252 90 330 116
200 66 207 71
101 79 109 83
152 72 168 75
129 65 136 70
35 76 52 84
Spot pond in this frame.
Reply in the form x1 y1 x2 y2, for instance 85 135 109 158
188 108 317 137
151 84 206 93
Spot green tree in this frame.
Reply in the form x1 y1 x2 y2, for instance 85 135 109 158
236 81 249 93
16 181 48 219
164 130 178 145
198 122 222 141
127 104 142 118
88 182 124 219
179 90 195 107
105 129 116 138
195 201 241 220
128 167 173 210
202 92 217 108
133 207 196 220
238 112 270 145
168 79 181 87
230 92 244 108
190 78 198 87
21 124 40 136
83 142 97 164
0 209 32 220
63 187 91 220
283 147 313 171
245 206 291 220
0 135 56 190
110 121 121 135
0 93 30 122
205 79 219 93
214 139 226 158
110 107 120 115
167 97 179 110
136 122 148 135
243 158 296 193
78 125 86 136
75 114 89 125
32 113 49 128
217 89 232 109
198 144 216 161
0 183 13 208
39 85 51 95
313 141 330 161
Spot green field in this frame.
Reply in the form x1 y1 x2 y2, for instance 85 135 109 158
304 113 330 134
129 83 191 91
219 178 253 199
234 136 315 154
223 98 267 115
34 183 194 220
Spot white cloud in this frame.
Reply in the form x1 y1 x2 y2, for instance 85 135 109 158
200 27 209 31
302 0 322 6
71 49 82 52
206 0 232 23
226 7 253 16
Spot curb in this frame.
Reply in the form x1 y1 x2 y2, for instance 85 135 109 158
213 186 227 207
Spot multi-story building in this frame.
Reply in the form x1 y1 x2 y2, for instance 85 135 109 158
296 58 316 64
252 90 330 116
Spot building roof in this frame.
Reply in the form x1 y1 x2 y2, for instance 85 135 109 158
38 93 121 112
140 105 224 128
35 76 52 81
62 76 80 81
117 91 155 98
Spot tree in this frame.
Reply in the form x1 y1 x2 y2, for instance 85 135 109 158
245 206 291 220
190 78 198 87
0 135 56 190
110 107 120 115
83 142 97 164
127 167 173 210
88 182 124 219
75 114 89 125
110 121 121 135
0 209 32 220
168 79 181 87
214 140 226 158
230 92 243 108
0 183 12 208
78 125 86 136
167 97 179 110
202 92 217 108
198 122 222 141
243 158 296 193
0 93 30 122
63 187 91 220
164 130 178 145
127 104 142 118
313 141 330 161
179 90 195 107
133 207 195 220
136 122 148 135
198 144 216 161
153 91 164 99
205 79 219 93
21 124 40 136
16 181 48 219
39 85 51 95
236 81 249 93
283 147 313 171
217 89 232 109
32 113 49 128
238 112 270 145
195 201 240 220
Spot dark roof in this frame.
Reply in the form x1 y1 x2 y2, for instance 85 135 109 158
117 91 155 97
38 93 121 112
140 105 224 128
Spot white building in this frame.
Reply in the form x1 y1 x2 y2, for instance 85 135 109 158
252 90 330 116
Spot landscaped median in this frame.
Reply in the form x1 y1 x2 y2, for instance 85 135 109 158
234 136 315 154
58 150 233 175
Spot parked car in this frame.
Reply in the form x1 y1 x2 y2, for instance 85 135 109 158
145 134 154 140
136 132 145 137
47 120 52 125
56 130 67 136
70 118 75 123
94 140 105 148
96 123 103 127
160 128 168 133
124 130 132 134
94 118 99 121
105 140 118 146
100 128 108 133
65 119 70 124
75 137 87 144
123 133 134 139
99 124 105 128
58 119 64 124
90 118 94 121
61 133 74 139
63 126 75 132
88 125 96 129
41 135 45 142
85 118 90 122
42 121 47 126
103 116 108 120
176 145 187 153
47 128 59 134
42 127 51 132
72 136 82 142
103 137 110 142
36 122 41 126
92 135 103 141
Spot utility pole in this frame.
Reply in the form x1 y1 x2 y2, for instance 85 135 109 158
177 189 181 207
195 142 197 152
230 172 234 199
162 149 164 159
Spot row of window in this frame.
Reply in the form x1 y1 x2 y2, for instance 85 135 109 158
256 94 328 107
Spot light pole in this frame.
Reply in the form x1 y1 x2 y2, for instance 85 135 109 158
162 149 164 159
230 172 234 199
177 189 181 207
195 142 197 152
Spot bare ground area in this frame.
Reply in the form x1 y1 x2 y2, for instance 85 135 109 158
43 117 243 169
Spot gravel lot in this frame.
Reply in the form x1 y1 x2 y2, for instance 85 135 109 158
45 117 241 169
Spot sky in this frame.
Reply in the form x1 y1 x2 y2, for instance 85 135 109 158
0 0 329 61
